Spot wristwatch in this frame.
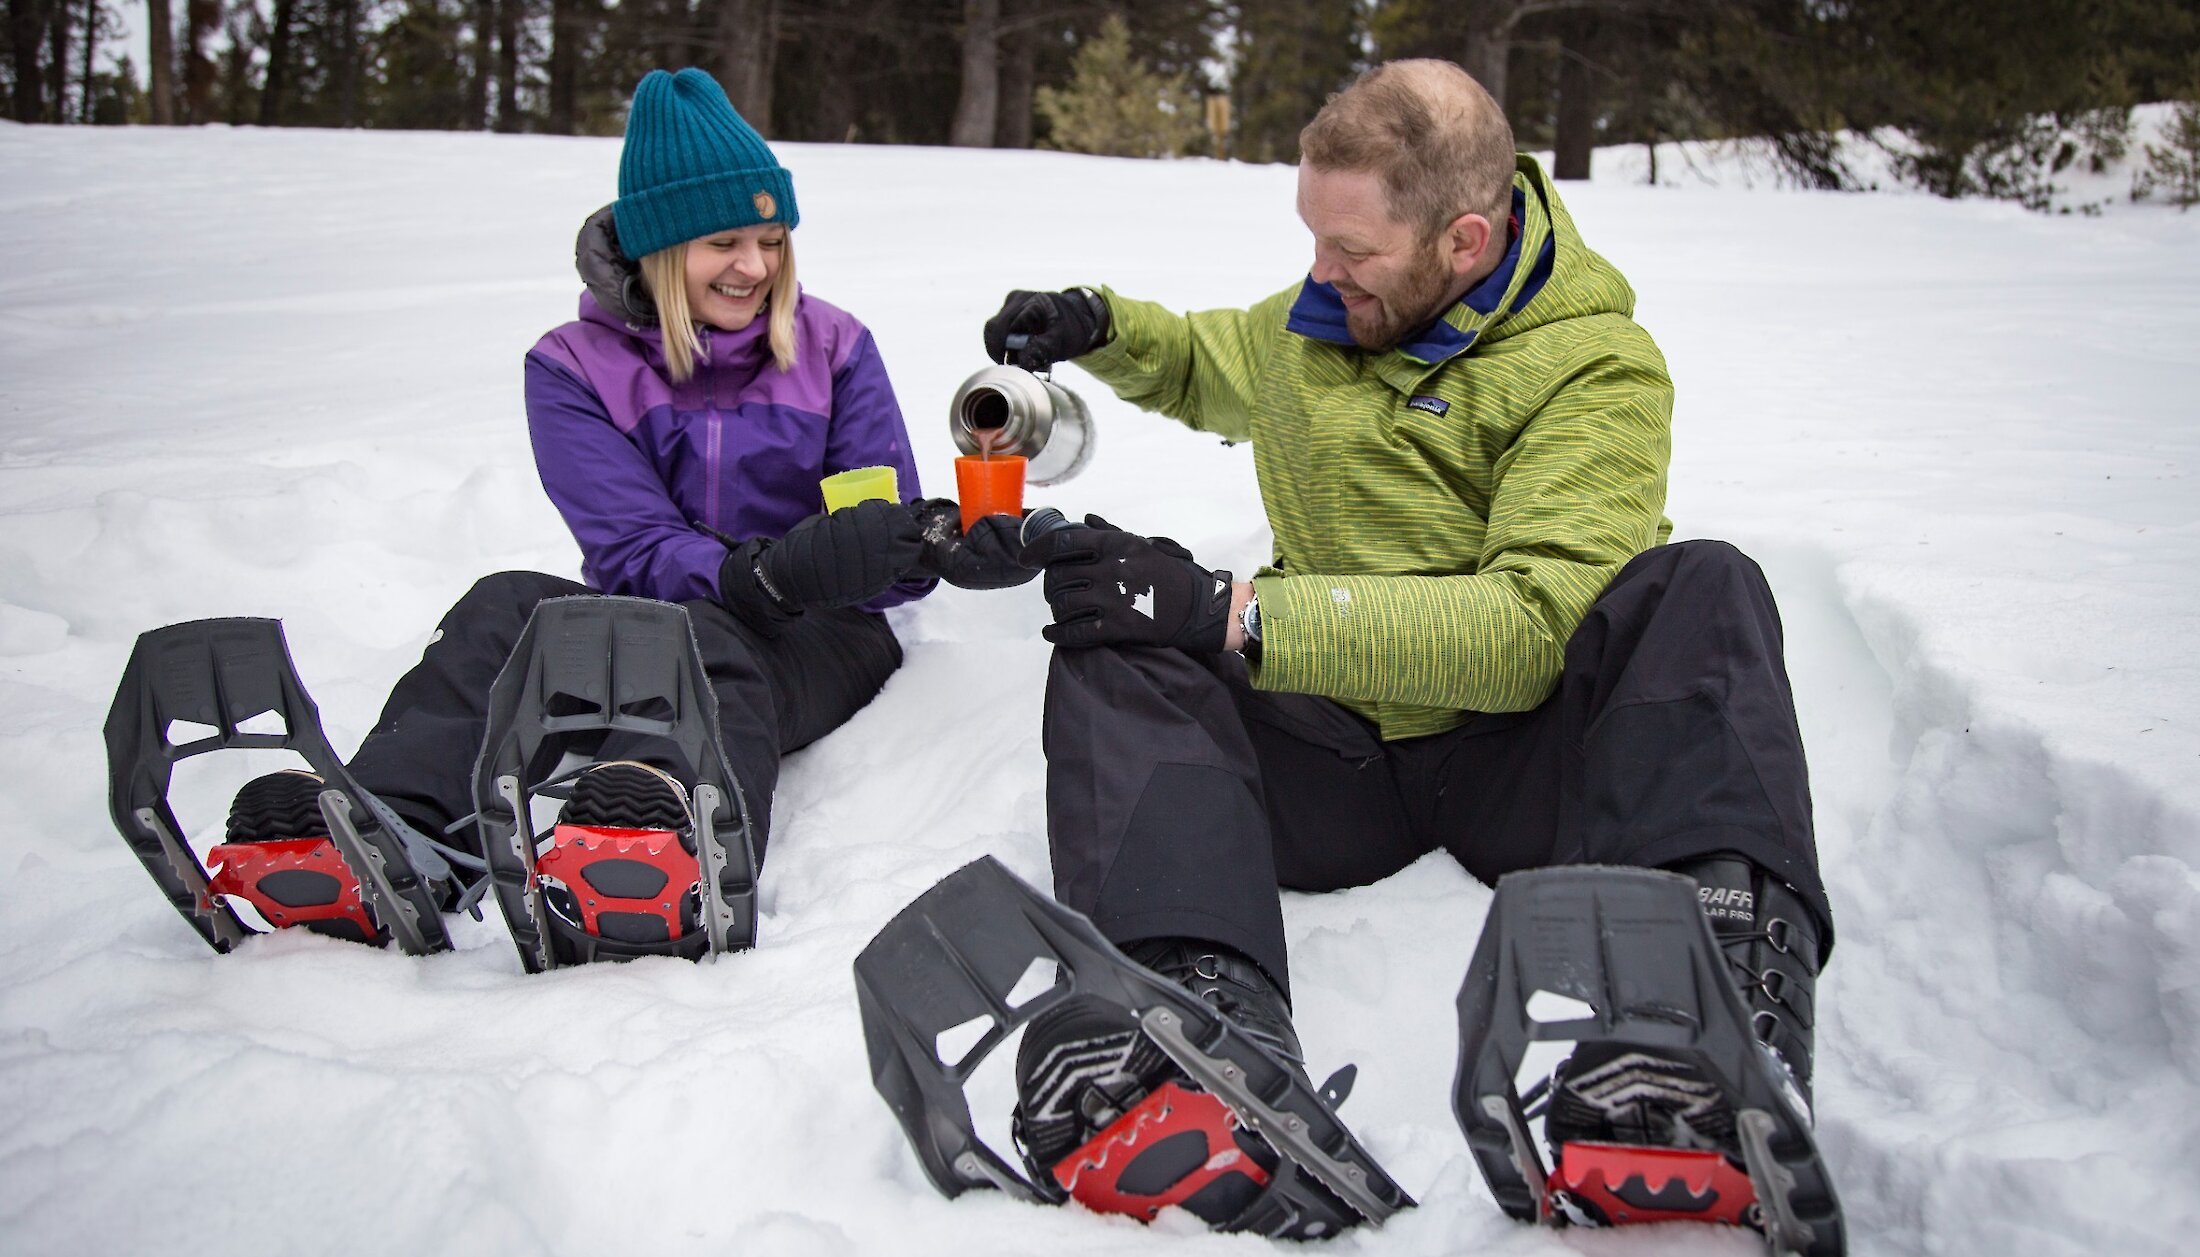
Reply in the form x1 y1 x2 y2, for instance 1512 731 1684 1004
1237 594 1262 663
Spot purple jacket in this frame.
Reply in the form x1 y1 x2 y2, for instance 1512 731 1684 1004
524 291 933 610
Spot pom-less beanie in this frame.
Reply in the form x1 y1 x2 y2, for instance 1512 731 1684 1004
613 68 798 260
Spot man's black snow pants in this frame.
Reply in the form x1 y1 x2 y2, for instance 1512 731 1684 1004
1042 540 1833 1001
344 570 902 864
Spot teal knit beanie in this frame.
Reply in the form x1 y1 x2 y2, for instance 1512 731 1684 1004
613 68 798 260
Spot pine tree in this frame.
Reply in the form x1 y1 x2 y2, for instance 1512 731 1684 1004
1034 13 1206 158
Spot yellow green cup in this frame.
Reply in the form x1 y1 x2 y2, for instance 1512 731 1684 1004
820 465 899 512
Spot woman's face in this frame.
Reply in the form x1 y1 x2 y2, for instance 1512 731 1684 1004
682 224 786 332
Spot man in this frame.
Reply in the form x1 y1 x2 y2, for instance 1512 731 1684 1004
984 60 1832 1239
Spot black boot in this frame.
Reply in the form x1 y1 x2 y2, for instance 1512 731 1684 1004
1671 854 1821 1102
1010 937 1300 1226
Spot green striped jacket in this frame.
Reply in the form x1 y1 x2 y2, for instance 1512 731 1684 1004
1076 155 1674 740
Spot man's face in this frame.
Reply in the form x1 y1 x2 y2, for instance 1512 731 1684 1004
1296 165 1463 352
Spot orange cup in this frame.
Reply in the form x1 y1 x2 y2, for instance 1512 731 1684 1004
954 455 1027 533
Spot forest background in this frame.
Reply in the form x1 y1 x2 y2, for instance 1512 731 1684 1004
8 0 2200 213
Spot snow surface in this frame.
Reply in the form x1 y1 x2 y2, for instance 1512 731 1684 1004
2 121 2197 1257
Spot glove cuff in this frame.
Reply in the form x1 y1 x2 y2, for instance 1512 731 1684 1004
716 538 802 637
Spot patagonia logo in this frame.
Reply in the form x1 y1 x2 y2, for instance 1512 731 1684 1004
1406 395 1450 417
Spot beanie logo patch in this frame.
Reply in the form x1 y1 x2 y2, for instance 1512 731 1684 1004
753 191 777 220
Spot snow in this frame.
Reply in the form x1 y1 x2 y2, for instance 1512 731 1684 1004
3 119 2197 1256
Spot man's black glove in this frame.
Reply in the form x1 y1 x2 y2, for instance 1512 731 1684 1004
1019 515 1232 651
912 499 1040 590
983 288 1111 372
576 204 658 325
716 499 924 634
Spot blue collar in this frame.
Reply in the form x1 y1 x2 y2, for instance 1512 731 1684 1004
1285 187 1549 365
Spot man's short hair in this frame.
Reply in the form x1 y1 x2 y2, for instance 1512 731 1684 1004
1299 60 1517 242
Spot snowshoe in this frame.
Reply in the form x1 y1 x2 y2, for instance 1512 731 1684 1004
104 617 471 955
853 856 1413 1240
1453 865 1844 1256
470 595 758 972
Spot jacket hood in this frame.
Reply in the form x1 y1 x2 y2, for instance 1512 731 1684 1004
1286 154 1638 368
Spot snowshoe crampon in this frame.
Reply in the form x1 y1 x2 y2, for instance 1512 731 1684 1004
852 856 1413 1240
104 617 466 955
471 596 758 972
1453 865 1845 1256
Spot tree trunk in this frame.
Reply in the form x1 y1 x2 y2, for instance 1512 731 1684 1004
547 0 576 134
469 0 494 129
495 0 519 132
948 0 998 147
9 0 45 121
259 0 295 125
994 5 1031 149
1552 16 1596 180
182 0 216 123
713 0 777 134
332 0 358 126
48 0 70 121
77 0 95 122
148 0 176 123
1462 27 1508 116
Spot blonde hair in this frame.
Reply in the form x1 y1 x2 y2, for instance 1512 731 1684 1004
639 232 801 383
1299 59 1516 242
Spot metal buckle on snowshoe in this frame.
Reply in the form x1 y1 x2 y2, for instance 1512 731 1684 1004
853 856 1413 1241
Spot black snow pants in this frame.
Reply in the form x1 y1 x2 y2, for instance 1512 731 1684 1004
344 570 903 865
1041 539 1832 1001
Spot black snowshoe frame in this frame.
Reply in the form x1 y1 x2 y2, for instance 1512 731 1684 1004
853 856 1414 1240
104 617 468 956
1453 865 1845 1257
471 595 758 972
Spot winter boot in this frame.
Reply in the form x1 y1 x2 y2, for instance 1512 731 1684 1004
536 760 702 946
1011 938 1302 1227
1539 856 1822 1211
209 769 382 945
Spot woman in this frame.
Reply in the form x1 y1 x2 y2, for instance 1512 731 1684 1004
217 68 1030 960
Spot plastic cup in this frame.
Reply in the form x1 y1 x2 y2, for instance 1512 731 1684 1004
820 465 899 512
955 455 1026 532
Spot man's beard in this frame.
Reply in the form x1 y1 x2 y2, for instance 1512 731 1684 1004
1343 242 1457 352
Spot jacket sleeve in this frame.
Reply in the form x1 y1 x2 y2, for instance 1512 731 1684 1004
524 350 729 603
1251 342 1674 713
825 327 936 610
1070 286 1296 443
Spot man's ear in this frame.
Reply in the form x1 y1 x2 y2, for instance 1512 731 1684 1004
1443 212 1497 280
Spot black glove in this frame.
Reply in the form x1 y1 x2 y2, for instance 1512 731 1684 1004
576 204 658 325
983 288 1111 371
1019 515 1232 651
911 499 1040 590
764 498 925 610
716 500 923 633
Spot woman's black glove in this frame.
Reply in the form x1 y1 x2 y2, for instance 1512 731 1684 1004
576 204 658 325
1019 515 1232 651
983 288 1110 371
715 500 924 634
911 499 1040 590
